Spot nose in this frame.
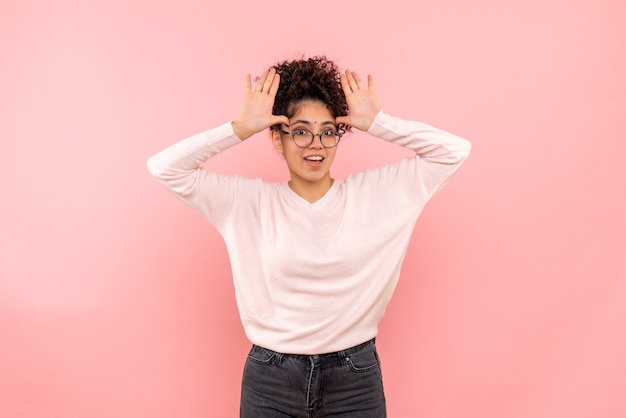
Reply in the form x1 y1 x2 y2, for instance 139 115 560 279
309 134 324 148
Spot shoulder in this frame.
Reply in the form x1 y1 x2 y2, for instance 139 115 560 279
345 157 419 187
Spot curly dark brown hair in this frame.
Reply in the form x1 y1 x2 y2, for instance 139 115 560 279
268 56 350 133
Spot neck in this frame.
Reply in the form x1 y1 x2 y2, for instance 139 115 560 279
288 178 334 203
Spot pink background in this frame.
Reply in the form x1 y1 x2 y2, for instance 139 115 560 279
2 0 625 416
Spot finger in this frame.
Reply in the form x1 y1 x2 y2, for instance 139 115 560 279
352 71 365 90
335 116 350 126
255 70 269 92
272 115 290 127
268 73 281 96
340 73 352 96
262 68 276 94
245 74 252 92
345 69 359 91
367 74 375 91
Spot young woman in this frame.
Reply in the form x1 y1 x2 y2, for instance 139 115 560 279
147 56 471 417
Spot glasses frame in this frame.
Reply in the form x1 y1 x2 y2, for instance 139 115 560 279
277 128 342 149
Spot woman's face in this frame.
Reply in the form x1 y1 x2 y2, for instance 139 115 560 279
272 100 338 195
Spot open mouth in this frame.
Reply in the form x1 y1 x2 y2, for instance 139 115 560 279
303 155 324 167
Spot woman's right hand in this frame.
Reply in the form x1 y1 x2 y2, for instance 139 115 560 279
231 68 290 140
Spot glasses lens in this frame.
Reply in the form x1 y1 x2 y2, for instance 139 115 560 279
321 129 339 147
292 130 311 147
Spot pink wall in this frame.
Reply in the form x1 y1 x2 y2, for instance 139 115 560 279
2 0 625 416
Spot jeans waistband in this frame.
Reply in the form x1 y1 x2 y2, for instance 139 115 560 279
254 338 376 361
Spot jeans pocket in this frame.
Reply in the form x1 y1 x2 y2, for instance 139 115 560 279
246 345 279 365
346 345 381 373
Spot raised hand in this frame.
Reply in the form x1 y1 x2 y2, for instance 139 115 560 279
232 68 290 140
335 70 382 132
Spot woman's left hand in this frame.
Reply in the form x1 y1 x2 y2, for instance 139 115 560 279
335 70 382 131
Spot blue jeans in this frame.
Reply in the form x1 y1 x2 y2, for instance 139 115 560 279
240 339 386 417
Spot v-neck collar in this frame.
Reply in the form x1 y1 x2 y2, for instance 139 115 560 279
280 180 340 209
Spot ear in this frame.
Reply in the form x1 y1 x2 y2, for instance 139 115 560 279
271 130 284 154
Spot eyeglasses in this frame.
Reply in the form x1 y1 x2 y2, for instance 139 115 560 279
278 128 342 148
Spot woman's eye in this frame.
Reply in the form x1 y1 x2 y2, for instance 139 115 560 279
293 129 307 136
322 129 336 136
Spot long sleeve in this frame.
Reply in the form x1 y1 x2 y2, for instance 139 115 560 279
367 111 471 164
146 121 243 226
354 111 471 204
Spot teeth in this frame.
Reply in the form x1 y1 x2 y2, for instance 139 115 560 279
305 156 323 161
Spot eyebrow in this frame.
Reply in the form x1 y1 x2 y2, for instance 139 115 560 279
290 119 336 127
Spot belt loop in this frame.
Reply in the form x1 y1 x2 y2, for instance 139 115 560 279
337 347 346 359
337 346 348 368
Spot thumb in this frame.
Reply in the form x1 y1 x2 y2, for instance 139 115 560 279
335 116 350 126
271 115 290 127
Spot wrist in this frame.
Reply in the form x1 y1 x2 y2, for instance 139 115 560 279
231 120 253 140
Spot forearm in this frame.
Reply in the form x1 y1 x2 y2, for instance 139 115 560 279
146 122 241 195
367 111 471 165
